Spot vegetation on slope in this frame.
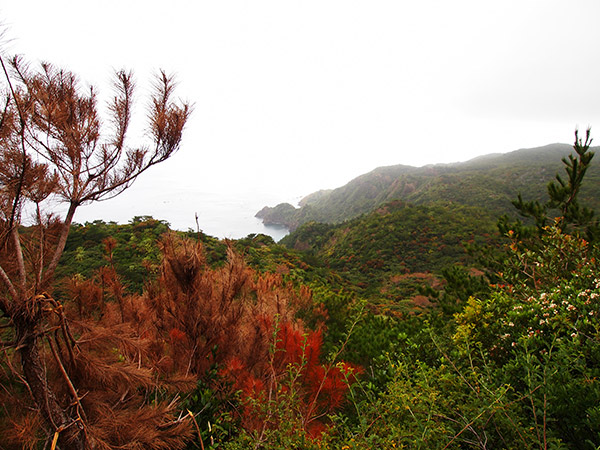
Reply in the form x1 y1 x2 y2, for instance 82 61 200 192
4 104 600 450
45 131 600 450
0 54 191 450
56 217 227 293
282 200 499 307
7 43 600 450
258 143 600 230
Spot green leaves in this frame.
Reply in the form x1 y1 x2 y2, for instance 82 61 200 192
506 128 599 243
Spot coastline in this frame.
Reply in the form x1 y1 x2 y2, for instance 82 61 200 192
73 188 296 242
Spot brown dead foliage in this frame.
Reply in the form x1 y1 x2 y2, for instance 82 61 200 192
0 53 190 449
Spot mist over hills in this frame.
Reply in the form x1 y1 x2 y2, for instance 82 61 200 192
256 143 600 230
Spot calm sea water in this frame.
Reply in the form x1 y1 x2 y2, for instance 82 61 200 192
73 187 296 242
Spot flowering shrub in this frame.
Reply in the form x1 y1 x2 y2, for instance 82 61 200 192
451 225 600 447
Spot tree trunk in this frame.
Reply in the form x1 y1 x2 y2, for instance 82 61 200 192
44 201 78 288
16 313 88 450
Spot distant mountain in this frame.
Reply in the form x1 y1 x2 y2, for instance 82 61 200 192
256 143 600 230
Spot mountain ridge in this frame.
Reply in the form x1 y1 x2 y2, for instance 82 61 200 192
256 143 600 230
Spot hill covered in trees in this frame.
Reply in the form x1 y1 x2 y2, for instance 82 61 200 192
4 129 600 449
280 201 498 308
257 143 600 230
5 42 600 450
2 52 599 449
26 131 597 450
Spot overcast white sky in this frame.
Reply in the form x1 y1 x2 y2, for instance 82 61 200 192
2 1 600 216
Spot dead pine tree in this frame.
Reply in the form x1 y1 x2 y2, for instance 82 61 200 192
0 55 191 449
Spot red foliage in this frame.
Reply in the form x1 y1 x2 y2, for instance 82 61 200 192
221 319 361 438
220 357 265 398
169 327 187 343
1 231 357 447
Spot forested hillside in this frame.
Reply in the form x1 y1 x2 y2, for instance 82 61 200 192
5 131 589 449
281 201 498 308
257 143 600 230
2 55 600 449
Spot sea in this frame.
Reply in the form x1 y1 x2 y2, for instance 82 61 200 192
72 186 298 242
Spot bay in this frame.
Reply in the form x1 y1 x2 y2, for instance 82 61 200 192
73 186 296 242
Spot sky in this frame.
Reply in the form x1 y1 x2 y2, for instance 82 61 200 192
2 1 600 232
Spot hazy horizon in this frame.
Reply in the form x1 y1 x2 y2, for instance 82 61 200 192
2 1 599 232
72 139 581 240
72 183 298 240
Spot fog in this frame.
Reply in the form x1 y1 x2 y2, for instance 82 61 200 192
2 1 600 234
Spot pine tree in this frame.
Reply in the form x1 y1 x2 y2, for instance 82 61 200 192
498 128 599 243
0 54 190 450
